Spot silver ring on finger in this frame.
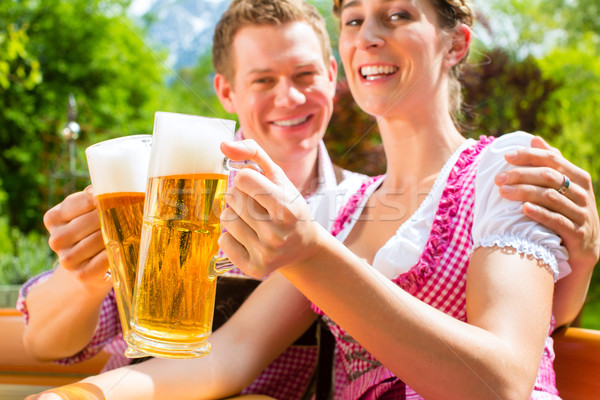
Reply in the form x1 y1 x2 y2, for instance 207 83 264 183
557 174 570 195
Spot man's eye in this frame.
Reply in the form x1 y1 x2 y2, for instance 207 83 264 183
298 71 316 78
254 78 273 84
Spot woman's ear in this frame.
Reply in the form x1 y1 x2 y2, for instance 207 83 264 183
445 24 471 67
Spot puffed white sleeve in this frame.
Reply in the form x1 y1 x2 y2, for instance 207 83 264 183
473 131 570 281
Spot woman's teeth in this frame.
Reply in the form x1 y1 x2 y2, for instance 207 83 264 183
360 65 398 80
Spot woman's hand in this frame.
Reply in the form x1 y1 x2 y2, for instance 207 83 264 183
219 139 322 279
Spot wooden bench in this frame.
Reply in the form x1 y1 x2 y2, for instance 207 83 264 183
0 308 109 386
552 326 600 400
2 306 599 399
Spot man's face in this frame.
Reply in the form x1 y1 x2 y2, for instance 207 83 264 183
215 21 337 165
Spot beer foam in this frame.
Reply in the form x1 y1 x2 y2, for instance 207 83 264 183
86 135 152 195
149 112 236 178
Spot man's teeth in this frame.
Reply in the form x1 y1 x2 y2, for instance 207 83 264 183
360 65 398 80
272 116 309 127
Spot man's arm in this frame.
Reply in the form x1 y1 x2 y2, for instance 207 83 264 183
27 272 316 400
23 189 115 360
495 136 600 328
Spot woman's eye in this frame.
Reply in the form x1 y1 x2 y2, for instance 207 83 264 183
344 18 362 27
390 12 410 21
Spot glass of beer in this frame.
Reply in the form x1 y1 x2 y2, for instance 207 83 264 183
85 134 152 358
127 111 243 359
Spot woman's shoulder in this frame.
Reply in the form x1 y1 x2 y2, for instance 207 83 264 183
475 131 533 174
481 131 533 153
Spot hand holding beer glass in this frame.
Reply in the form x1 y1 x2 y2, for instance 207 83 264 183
85 135 152 359
127 112 246 359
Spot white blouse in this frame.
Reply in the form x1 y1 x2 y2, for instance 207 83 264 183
331 132 570 282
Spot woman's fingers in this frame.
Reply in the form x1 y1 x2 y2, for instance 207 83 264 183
221 139 283 183
219 139 318 276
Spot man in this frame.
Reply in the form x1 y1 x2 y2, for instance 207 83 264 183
20 0 599 399
20 2 363 399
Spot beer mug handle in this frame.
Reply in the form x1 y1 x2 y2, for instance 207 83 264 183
223 157 263 174
209 256 235 278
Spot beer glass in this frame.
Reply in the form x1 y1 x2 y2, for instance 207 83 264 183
127 111 243 359
85 135 152 358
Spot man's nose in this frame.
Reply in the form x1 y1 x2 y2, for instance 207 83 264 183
274 81 306 108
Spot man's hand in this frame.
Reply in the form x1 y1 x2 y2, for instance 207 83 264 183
26 382 105 400
495 135 600 272
44 187 112 291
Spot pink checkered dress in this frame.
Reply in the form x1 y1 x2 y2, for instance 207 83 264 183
314 137 560 399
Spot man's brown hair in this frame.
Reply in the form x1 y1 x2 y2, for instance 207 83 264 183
213 0 332 86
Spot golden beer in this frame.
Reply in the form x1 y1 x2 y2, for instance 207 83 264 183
129 172 228 357
85 134 152 357
96 192 145 336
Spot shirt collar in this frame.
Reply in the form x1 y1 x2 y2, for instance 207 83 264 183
231 128 337 200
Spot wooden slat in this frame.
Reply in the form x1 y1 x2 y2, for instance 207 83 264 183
552 327 600 400
0 308 109 386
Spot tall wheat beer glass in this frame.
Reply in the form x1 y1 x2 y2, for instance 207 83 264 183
127 112 239 358
85 135 152 355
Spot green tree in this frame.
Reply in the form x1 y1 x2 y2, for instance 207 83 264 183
167 49 232 120
460 48 560 139
0 0 165 233
481 0 600 328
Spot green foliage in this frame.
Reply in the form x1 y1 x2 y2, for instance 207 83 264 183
326 80 385 176
0 216 54 285
166 49 232 120
536 36 600 177
460 48 560 139
481 0 600 328
0 0 165 233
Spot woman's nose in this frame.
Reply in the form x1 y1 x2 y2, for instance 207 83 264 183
355 18 385 50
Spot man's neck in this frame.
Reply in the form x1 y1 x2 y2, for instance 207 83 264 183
277 147 320 197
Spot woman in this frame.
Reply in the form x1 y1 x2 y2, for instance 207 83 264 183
217 0 567 398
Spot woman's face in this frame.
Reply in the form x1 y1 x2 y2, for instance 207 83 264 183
338 0 454 118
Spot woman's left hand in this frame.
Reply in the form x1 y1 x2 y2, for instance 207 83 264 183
219 139 322 279
494 135 600 272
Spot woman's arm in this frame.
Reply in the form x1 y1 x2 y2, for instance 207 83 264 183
23 189 114 360
280 237 553 400
495 136 600 327
28 272 315 400
219 139 555 400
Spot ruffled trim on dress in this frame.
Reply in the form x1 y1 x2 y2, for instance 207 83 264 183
331 175 384 238
475 234 559 281
392 136 495 294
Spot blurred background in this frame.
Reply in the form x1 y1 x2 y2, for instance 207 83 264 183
0 0 598 327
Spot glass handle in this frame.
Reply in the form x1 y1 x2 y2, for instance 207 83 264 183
223 157 263 174
209 256 235 278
